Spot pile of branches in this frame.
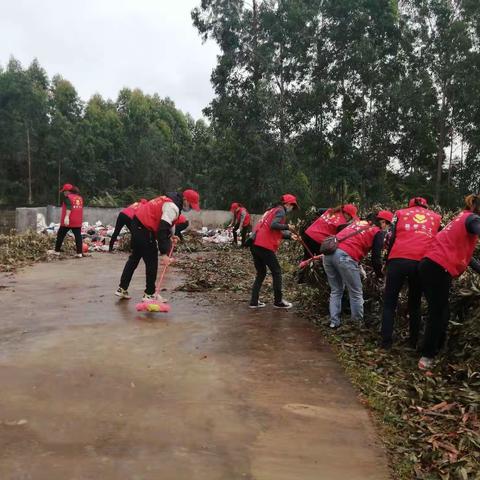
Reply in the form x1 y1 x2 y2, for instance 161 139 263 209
174 245 257 294
0 231 55 271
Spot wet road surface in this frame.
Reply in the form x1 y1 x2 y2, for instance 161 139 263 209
0 253 389 479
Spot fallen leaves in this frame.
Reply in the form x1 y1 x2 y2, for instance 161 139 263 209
0 231 55 271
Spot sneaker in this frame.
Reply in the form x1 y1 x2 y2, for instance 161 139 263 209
418 356 433 370
47 250 60 256
329 321 339 329
249 301 266 309
75 253 83 258
273 300 293 309
114 287 131 299
142 293 167 303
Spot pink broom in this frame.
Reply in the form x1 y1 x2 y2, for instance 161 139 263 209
135 243 175 313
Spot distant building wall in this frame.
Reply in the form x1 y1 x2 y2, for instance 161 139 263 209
15 206 261 233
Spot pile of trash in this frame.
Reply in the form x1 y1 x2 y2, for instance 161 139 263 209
198 227 234 244
41 221 127 252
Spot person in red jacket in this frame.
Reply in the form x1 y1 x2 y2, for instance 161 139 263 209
418 194 480 370
323 210 393 328
228 202 252 247
109 199 148 252
249 194 299 309
48 183 84 258
115 189 200 301
380 197 442 349
299 204 358 283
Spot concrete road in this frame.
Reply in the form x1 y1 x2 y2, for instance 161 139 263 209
0 253 389 480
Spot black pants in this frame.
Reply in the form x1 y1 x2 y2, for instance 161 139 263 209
250 245 282 304
110 212 132 251
381 258 422 346
233 224 252 247
55 226 83 254
419 258 452 358
119 219 158 295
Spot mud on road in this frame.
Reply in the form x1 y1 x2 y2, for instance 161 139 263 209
0 253 389 480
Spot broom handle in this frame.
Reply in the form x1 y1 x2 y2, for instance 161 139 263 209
155 242 175 294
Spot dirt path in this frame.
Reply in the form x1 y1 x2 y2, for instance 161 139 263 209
0 253 389 480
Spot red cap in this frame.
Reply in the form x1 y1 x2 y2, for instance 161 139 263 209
281 194 298 208
408 197 428 208
230 202 240 212
60 183 74 192
342 204 358 219
183 189 200 211
377 210 394 223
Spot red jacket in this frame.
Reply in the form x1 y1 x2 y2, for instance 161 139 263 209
337 221 380 262
426 210 478 277
135 196 176 231
61 193 83 228
235 207 251 227
305 209 349 244
253 207 285 252
388 207 442 261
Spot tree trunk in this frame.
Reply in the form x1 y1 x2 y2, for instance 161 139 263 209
447 130 454 188
58 157 62 205
26 124 32 205
434 90 447 205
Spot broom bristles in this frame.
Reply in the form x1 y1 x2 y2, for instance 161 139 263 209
136 301 170 313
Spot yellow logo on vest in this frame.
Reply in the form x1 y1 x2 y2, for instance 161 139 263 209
413 214 427 224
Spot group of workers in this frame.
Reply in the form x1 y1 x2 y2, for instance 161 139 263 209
245 193 480 371
51 182 480 370
50 184 196 303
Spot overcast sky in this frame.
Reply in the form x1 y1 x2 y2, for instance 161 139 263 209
1 0 219 119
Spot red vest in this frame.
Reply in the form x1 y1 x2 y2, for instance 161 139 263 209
426 210 478 277
305 209 349 244
122 201 142 219
337 221 380 262
135 196 176 232
61 193 83 227
388 207 442 261
253 206 285 252
236 207 251 227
